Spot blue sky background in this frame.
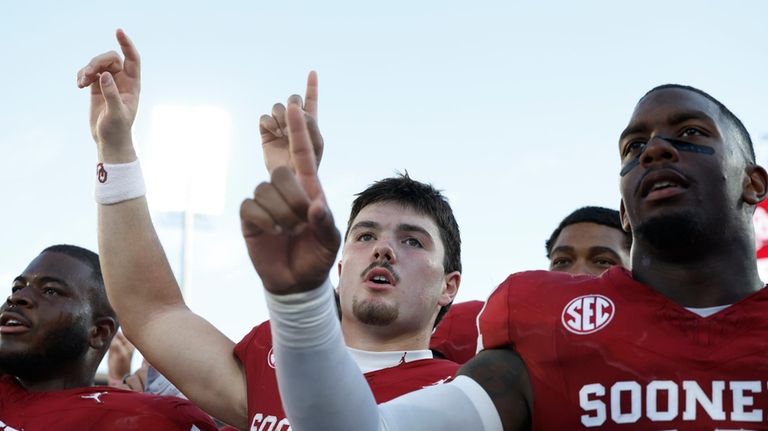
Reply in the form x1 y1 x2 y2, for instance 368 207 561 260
3 1 768 348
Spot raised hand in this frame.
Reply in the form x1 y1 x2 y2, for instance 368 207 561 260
76 29 141 163
260 71 324 174
107 331 136 387
242 103 340 294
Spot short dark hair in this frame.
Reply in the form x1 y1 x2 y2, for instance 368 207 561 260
41 245 118 326
643 84 755 163
345 173 461 325
545 207 631 258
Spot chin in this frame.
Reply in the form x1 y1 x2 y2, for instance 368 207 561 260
352 298 399 327
634 210 717 259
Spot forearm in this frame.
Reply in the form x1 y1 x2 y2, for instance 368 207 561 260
98 197 183 326
267 282 380 430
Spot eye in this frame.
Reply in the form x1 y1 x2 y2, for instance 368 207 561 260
681 127 706 137
593 257 617 267
403 237 423 248
10 285 22 294
356 232 375 242
622 140 647 158
42 286 59 296
550 257 572 268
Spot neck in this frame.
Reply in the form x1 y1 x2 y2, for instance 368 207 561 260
13 363 96 392
340 319 433 352
631 236 763 307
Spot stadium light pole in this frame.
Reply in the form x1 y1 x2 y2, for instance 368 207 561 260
144 105 232 296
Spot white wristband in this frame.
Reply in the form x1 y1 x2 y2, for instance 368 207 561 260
94 160 147 205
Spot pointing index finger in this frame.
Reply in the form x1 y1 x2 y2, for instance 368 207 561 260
116 29 141 80
286 103 321 200
304 71 318 120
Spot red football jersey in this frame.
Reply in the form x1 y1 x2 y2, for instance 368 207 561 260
478 266 768 430
235 320 458 431
0 374 218 430
430 300 485 364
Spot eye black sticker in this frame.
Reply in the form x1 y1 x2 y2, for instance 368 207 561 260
619 137 715 176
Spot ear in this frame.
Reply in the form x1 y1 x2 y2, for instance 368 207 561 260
89 316 117 350
337 260 343 277
438 271 461 306
619 199 631 232
742 165 768 205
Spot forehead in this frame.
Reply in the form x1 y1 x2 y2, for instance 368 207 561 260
623 88 724 138
553 223 627 253
350 202 441 234
21 252 92 291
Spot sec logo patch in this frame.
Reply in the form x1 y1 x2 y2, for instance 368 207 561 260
561 294 615 335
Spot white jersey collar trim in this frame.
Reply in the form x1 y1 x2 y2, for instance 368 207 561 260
347 347 433 373
685 304 731 317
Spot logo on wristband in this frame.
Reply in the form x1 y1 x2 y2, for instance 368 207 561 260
97 163 108 183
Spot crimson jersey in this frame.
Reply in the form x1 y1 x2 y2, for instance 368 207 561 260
478 266 768 430
0 374 217 430
430 300 484 364
235 320 458 431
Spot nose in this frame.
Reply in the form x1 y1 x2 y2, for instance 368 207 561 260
641 136 679 167
372 241 397 264
7 287 34 309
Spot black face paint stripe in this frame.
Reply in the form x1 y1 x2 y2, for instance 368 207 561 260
619 137 715 177
660 137 715 155
620 159 639 176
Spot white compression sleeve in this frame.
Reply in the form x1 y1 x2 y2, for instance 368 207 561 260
266 283 503 431
266 281 380 430
379 376 503 431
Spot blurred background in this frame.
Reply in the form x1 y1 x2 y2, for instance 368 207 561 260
3 1 768 367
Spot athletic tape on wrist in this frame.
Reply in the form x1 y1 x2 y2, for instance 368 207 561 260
94 160 147 205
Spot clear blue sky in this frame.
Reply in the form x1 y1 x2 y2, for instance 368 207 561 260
3 0 768 342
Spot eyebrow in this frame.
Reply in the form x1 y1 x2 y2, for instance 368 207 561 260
586 246 623 259
550 246 623 259
619 110 716 143
348 221 433 240
349 220 380 232
12 275 70 289
397 223 433 240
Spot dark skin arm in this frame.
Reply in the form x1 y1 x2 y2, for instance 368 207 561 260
459 348 533 431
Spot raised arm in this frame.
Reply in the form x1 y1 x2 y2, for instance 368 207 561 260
77 29 247 429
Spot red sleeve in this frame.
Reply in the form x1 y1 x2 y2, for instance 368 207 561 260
477 271 556 351
477 277 513 351
233 324 261 364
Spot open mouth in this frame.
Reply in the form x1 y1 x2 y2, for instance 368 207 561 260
0 312 31 334
639 170 690 198
364 267 397 288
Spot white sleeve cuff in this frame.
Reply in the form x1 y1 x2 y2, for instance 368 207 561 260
265 279 337 348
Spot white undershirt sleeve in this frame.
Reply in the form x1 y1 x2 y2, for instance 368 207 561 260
266 282 502 431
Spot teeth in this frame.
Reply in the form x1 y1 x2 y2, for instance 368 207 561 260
2 318 24 327
652 181 677 191
372 276 388 283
